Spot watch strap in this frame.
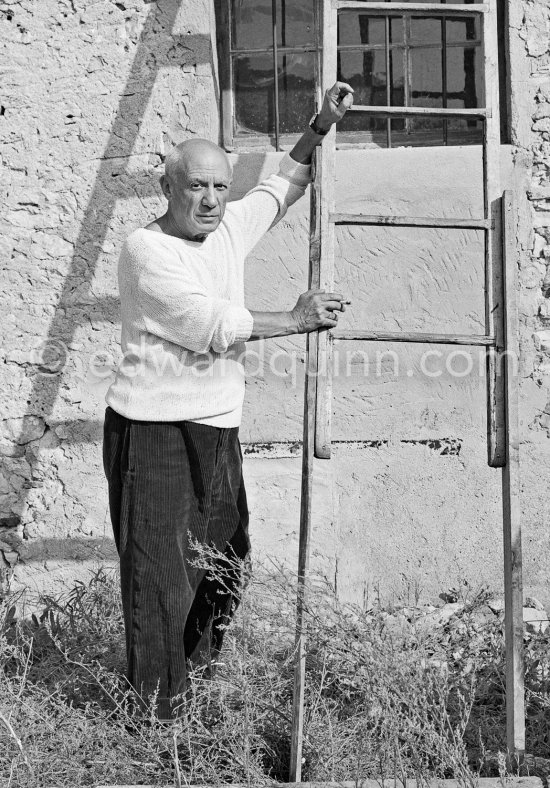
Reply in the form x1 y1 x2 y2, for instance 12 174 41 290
309 114 330 136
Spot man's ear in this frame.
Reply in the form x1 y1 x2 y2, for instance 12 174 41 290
160 174 171 200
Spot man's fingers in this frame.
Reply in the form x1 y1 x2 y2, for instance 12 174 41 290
323 299 346 312
320 293 348 308
337 82 355 100
341 92 354 110
320 292 345 301
320 313 339 325
298 291 351 321
328 81 354 100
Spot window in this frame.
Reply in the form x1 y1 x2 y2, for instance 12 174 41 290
215 0 507 150
216 1 321 150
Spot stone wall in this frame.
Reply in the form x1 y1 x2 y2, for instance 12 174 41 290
508 0 550 604
1 0 550 609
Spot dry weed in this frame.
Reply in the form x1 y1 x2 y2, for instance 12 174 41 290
0 553 549 787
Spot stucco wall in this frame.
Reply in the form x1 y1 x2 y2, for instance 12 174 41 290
1 0 221 599
1 0 549 608
237 147 524 606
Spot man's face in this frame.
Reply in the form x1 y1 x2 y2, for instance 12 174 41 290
162 148 232 241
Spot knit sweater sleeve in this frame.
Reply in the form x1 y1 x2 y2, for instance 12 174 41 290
128 233 253 354
228 152 311 256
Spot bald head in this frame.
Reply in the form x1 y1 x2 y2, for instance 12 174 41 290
159 138 233 241
164 138 232 184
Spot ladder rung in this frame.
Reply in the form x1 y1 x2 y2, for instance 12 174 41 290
348 105 489 118
335 2 488 13
331 330 497 347
331 214 490 230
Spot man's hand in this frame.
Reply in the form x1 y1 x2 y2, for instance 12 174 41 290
291 289 348 333
289 82 354 164
248 291 349 340
316 82 355 131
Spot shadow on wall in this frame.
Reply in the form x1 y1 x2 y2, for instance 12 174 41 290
1 1 222 577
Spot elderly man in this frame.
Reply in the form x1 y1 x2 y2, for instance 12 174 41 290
103 82 353 719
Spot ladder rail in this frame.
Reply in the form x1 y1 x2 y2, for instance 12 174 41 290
288 1 327 777
289 147 323 779
331 214 491 229
502 190 525 757
483 0 506 467
314 0 338 462
290 0 524 778
332 330 497 346
289 330 317 784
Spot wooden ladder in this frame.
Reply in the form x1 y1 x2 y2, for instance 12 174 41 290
289 0 524 780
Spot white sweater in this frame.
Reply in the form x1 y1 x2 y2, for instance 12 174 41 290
105 152 311 427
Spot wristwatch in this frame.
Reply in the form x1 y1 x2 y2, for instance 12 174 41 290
309 113 330 136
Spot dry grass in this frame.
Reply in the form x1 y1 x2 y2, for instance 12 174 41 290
1 552 549 787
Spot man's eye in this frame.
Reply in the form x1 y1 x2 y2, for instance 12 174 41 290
216 184 228 191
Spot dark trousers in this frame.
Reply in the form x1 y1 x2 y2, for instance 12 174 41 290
102 406 250 719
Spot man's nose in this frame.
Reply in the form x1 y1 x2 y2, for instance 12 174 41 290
201 185 217 208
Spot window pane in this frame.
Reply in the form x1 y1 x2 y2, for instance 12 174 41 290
410 17 442 45
390 16 404 43
337 115 389 140
410 47 443 106
338 13 385 46
410 14 480 46
338 49 388 106
234 54 274 134
279 0 315 47
445 118 483 142
391 118 444 146
446 15 479 43
392 117 481 146
391 49 406 106
277 53 315 132
338 13 403 45
233 52 315 135
337 48 406 107
232 0 315 50
446 45 483 107
232 0 272 50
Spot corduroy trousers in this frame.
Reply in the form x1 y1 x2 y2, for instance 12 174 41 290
102 406 250 719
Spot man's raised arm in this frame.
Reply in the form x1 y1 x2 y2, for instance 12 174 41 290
247 81 354 340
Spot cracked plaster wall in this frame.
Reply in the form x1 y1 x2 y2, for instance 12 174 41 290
1 0 550 608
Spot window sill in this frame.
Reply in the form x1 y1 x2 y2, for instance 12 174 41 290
225 129 484 153
224 134 303 153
